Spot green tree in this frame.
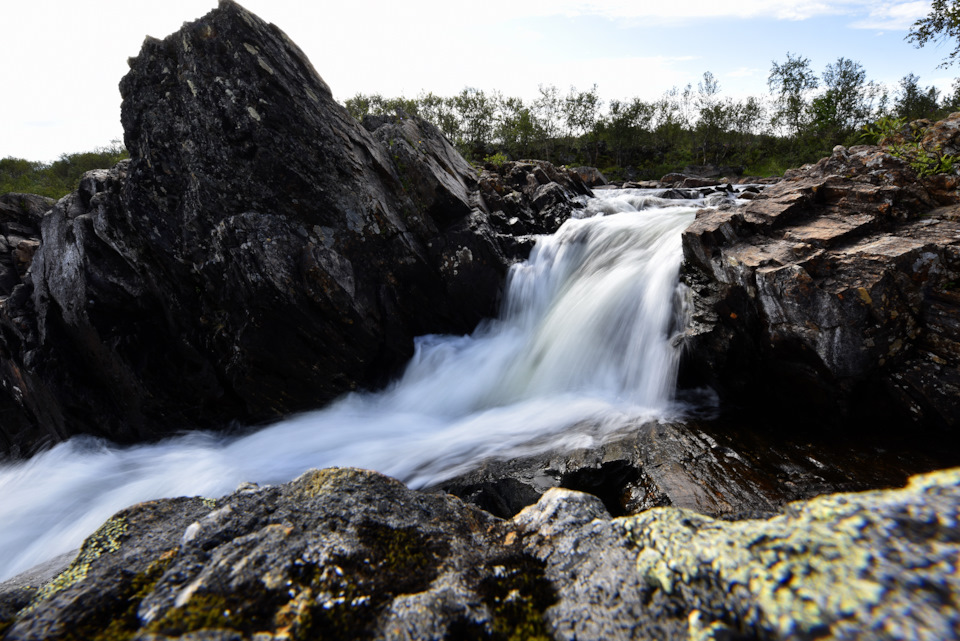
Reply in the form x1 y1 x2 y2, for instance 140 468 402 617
495 96 539 160
908 0 960 67
452 87 495 160
942 78 960 112
651 86 688 157
894 73 942 120
809 57 874 145
694 72 733 164
564 84 602 163
416 91 460 142
532 84 563 160
343 93 379 120
1 142 128 199
768 52 819 138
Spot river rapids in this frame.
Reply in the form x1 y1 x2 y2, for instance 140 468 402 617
0 188 716 580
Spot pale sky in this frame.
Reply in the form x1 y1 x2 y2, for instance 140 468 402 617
2 0 955 161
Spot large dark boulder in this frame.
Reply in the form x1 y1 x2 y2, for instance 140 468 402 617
680 144 960 433
3 466 959 640
0 1 589 454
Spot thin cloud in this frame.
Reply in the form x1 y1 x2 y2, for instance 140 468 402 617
474 0 884 22
850 1 930 30
726 67 763 78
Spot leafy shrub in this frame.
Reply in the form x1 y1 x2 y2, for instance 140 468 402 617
0 142 128 199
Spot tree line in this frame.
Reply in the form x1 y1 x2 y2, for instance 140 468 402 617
0 143 128 200
344 55 959 180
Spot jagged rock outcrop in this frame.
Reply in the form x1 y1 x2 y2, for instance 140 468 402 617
0 1 590 454
680 144 960 433
2 466 958 640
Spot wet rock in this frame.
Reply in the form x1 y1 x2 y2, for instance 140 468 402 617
0 1 588 454
659 172 689 186
623 180 660 189
434 416 952 520
4 466 959 640
570 166 607 187
657 188 699 200
679 176 721 188
680 143 960 433
738 175 782 185
682 164 744 180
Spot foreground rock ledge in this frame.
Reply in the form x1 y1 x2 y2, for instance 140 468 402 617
1 466 958 640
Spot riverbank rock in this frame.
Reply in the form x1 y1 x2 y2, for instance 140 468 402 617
680 144 960 434
2 466 958 640
0 1 589 454
570 166 607 187
433 414 952 520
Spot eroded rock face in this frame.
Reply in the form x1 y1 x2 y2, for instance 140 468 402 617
3 466 958 640
680 144 960 433
0 1 589 454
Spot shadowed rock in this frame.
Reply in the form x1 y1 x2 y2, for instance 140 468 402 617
680 144 960 433
433 416 952 520
0 1 589 455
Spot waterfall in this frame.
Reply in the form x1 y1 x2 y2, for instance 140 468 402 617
0 188 705 581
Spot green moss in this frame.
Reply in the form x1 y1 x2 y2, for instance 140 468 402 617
146 589 285 637
358 523 446 593
297 522 450 640
475 555 556 641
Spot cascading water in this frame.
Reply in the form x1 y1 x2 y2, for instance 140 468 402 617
0 188 711 581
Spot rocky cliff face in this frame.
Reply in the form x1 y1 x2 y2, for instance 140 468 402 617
0 1 589 454
2 466 958 640
680 143 960 434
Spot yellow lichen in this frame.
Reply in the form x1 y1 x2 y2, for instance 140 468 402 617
292 467 400 499
626 468 960 638
23 516 129 613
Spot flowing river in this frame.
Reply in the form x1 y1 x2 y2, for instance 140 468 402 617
0 188 714 581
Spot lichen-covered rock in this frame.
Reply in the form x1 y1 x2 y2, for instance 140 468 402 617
0 1 588 454
919 112 960 157
621 467 960 639
680 144 960 432
1 468 550 641
4 467 958 640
